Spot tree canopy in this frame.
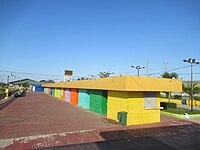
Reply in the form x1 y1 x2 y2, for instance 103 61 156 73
98 72 114 78
162 72 179 79
47 80 55 83
40 80 55 83
40 80 47 83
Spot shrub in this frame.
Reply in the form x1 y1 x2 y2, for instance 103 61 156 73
167 102 177 108
160 102 168 109
0 88 5 95
173 95 182 100
160 102 177 109
194 96 200 101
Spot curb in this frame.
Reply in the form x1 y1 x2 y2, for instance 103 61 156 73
161 111 200 119
0 97 15 111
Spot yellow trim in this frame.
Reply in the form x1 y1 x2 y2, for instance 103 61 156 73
161 111 200 119
42 76 182 92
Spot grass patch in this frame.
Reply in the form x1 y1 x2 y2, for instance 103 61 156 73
0 88 5 94
162 108 200 115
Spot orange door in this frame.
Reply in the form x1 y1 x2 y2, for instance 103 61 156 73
70 88 78 105
48 88 51 95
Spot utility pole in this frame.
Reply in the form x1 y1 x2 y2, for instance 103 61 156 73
146 61 150 76
164 62 168 72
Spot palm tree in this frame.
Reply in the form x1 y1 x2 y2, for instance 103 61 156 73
183 82 200 100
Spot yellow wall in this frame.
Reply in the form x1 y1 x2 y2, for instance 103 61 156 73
107 91 128 121
55 88 58 98
186 100 200 106
160 98 182 104
107 91 160 125
160 98 200 106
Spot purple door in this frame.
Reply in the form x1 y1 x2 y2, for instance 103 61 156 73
65 88 70 102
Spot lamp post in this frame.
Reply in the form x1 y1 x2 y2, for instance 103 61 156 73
7 73 14 86
131 65 145 76
183 58 200 111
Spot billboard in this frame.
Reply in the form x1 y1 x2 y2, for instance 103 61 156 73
64 70 73 76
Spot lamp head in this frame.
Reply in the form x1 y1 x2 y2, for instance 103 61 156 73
192 59 196 63
188 58 192 63
183 59 187 62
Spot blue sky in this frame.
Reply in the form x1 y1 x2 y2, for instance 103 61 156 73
0 0 200 82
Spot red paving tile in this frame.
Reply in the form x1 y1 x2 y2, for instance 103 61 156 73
1 92 200 149
0 92 120 140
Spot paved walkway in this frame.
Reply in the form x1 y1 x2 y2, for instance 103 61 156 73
0 92 200 149
0 92 120 140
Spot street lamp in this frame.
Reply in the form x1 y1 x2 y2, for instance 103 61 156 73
131 65 145 76
183 58 200 111
7 73 14 86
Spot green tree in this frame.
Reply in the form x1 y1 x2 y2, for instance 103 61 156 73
170 72 179 79
162 72 178 79
22 82 29 88
161 72 179 103
98 72 114 78
47 80 55 83
40 80 47 83
162 72 170 78
77 77 88 80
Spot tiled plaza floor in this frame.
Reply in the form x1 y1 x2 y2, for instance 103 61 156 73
0 92 200 149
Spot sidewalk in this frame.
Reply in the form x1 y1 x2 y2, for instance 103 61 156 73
2 115 200 150
0 92 200 149
0 92 120 140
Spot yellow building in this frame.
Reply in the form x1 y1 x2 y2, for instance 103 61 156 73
43 76 182 125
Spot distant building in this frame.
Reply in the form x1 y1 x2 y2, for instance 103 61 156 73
0 81 6 87
9 78 40 86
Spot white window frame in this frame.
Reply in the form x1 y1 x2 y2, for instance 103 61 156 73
144 92 157 109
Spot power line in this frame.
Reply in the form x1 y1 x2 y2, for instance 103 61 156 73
0 69 63 77
168 65 192 72
179 72 200 75
149 65 198 76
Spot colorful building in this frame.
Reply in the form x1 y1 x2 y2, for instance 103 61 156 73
42 76 182 125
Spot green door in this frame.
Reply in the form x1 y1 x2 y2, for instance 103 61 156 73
90 90 107 115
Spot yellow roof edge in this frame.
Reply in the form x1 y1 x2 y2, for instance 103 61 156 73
42 76 182 92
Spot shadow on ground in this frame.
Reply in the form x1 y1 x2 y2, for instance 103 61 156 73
37 124 200 150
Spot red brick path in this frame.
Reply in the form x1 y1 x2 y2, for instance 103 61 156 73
0 92 199 149
0 92 120 140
